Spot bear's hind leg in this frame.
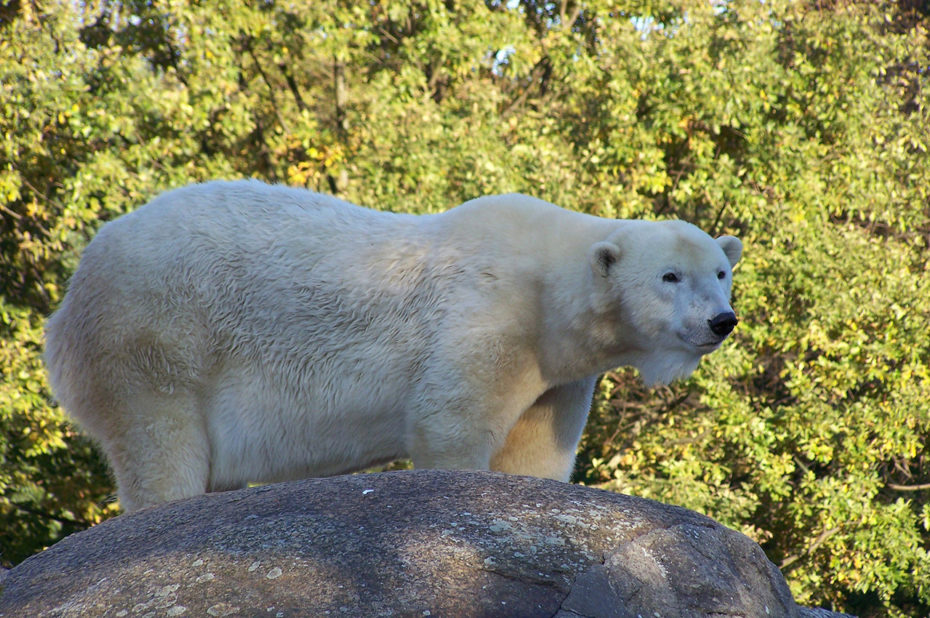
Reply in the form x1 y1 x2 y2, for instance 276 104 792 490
102 390 210 512
489 377 597 482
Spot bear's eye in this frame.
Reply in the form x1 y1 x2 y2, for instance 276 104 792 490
662 272 680 283
717 270 726 280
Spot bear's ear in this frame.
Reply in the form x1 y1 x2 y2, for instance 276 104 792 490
589 241 621 278
716 235 742 268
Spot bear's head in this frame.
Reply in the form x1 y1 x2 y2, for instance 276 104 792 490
588 220 742 385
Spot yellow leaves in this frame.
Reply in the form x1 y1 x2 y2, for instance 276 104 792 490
900 363 930 384
22 415 68 456
55 103 80 125
286 142 346 188
801 436 835 465
285 160 317 187
0 170 22 205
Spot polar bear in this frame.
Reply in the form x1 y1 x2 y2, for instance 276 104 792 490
45 180 741 512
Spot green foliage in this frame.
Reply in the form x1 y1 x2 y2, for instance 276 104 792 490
1 1 928 614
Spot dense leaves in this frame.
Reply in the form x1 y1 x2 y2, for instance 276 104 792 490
2 1 928 615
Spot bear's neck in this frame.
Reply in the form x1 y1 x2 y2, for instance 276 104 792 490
537 264 643 385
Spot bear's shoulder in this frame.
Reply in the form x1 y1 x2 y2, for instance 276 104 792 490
438 194 617 240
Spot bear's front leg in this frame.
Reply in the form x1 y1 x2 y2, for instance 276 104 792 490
406 366 548 474
406 399 502 473
405 324 557 476
489 378 597 482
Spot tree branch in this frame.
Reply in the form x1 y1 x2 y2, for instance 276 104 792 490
242 35 290 134
501 56 552 118
563 2 582 31
12 501 88 528
780 526 839 571
280 62 309 113
887 481 930 491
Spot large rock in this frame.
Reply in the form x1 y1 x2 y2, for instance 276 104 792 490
1 470 824 617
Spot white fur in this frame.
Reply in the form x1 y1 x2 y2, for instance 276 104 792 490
44 180 741 511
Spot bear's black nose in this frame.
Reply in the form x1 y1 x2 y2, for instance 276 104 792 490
708 312 738 337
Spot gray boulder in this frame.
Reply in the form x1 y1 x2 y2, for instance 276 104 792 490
0 470 839 617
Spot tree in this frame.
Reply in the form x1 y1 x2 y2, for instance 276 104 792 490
2 1 928 615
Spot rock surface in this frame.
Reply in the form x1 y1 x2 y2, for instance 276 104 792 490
1 470 842 617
